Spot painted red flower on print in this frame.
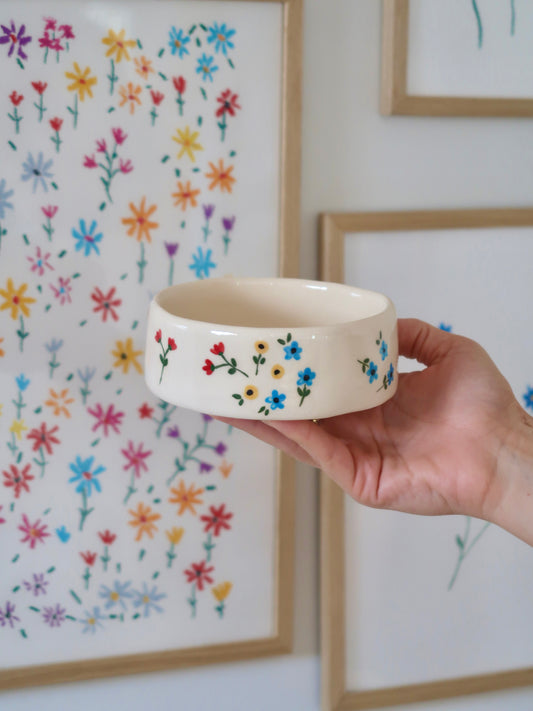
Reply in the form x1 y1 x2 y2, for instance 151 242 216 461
27 422 60 455
87 403 124 436
210 342 224 355
121 441 152 478
98 530 116 545
216 89 240 118
18 514 50 549
80 551 97 566
138 402 154 419
184 560 214 591
3 464 34 499
200 504 233 537
91 286 121 322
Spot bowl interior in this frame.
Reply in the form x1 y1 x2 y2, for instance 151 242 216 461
156 279 389 329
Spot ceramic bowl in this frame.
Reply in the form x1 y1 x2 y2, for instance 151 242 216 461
144 277 398 420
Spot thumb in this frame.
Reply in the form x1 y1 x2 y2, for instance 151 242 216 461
398 318 454 367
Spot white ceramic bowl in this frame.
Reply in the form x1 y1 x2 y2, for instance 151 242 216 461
144 277 398 420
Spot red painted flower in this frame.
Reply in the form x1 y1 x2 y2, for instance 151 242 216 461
18 514 50 549
43 17 57 31
119 158 133 174
168 337 177 351
59 24 75 40
150 89 164 106
111 127 127 145
216 89 241 118
31 81 48 95
184 560 214 591
9 90 23 106
87 403 124 437
27 422 60 455
172 76 186 94
42 205 58 219
200 503 233 537
98 530 116 545
84 154 98 169
49 117 63 132
91 286 121 322
203 359 215 375
155 329 162 343
96 138 107 153
80 551 97 566
210 342 224 355
0 505 5 525
121 440 152 478
3 464 34 499
138 402 154 419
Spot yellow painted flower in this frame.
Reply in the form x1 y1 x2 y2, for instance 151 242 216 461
119 82 142 115
0 279 35 320
10 419 28 440
134 55 154 80
121 197 159 243
45 388 75 418
205 159 235 193
212 581 233 603
0 337 4 357
172 126 204 163
218 460 233 479
65 62 98 101
243 385 258 400
172 180 200 211
166 527 184 545
271 364 285 379
102 28 136 63
112 338 143 374
168 479 204 515
255 341 269 354
128 501 161 541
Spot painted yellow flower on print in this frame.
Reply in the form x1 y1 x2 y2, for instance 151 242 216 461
45 388 75 418
0 278 35 320
172 126 204 163
102 29 136 63
168 479 204 516
166 527 184 545
10 419 28 441
112 337 143 374
171 180 200 211
121 197 159 243
65 62 97 101
128 502 161 541
205 159 236 193
212 581 232 603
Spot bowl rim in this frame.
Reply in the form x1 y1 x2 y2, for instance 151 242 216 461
151 276 396 335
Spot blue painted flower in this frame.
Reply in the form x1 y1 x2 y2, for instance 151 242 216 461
297 367 316 387
207 22 236 55
132 583 166 617
72 219 103 256
15 373 30 391
99 580 134 610
387 363 395 386
21 152 54 193
367 361 378 384
0 179 14 219
55 525 71 543
266 389 286 411
439 323 452 332
168 26 190 57
196 53 218 82
523 386 533 411
189 246 216 279
379 340 388 361
68 455 105 496
284 341 302 361
77 366 96 383
45 338 63 354
80 606 105 634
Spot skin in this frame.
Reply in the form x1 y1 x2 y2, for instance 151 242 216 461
219 319 533 545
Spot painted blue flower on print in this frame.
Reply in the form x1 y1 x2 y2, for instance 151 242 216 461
72 219 103 256
265 389 286 411
0 179 14 219
21 152 54 192
523 386 533 411
207 23 236 55
168 26 190 57
55 526 71 543
196 53 218 82
80 606 105 634
366 361 378 384
387 363 395 386
132 583 166 617
68 455 104 496
439 323 452 332
15 373 30 391
284 341 302 361
99 580 134 610
379 340 388 361
297 368 315 387
189 247 216 279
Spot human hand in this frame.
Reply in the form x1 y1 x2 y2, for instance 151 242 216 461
219 318 533 536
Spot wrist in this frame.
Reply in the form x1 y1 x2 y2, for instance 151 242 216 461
490 405 533 545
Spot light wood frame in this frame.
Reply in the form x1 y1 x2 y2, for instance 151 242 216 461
381 0 533 117
0 0 302 691
319 208 533 710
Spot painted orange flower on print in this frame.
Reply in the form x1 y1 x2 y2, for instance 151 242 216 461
171 180 200 211
205 159 235 193
45 388 75 418
121 197 159 243
119 82 142 115
134 55 154 80
168 479 204 516
128 502 161 541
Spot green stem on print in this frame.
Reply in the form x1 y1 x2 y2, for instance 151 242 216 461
137 242 147 284
166 543 177 568
101 546 110 572
203 533 215 563
471 0 483 48
99 142 119 203
448 517 491 591
168 257 175 286
150 106 158 127
212 353 248 377
67 92 79 129
33 446 48 478
82 566 91 590
0 223 5 253
167 419 210 486
16 316 29 352
44 45 49 64
218 110 227 142
78 490 94 531
297 384 311 407
222 232 230 255
108 58 118 95
34 94 46 122
80 385 90 405
153 402 176 438
123 472 137 505
176 93 184 116
188 583 197 618
510 0 516 35
8 107 22 133
49 352 60 379
215 600 225 618
13 390 25 420
202 216 212 242
7 432 18 458
51 130 62 153
43 216 53 241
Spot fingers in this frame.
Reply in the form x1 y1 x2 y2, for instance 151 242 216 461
398 318 453 367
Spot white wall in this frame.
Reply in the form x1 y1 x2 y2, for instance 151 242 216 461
3 1 533 709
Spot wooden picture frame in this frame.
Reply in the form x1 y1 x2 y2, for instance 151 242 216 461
0 0 302 690
319 209 533 710
381 0 533 117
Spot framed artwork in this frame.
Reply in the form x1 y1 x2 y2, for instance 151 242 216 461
0 0 302 690
319 209 533 710
381 0 533 116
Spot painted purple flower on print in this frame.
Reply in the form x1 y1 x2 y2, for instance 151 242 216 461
42 603 66 627
23 572 49 596
167 425 180 439
221 215 235 254
0 601 19 628
0 21 32 62
199 462 213 474
214 442 227 456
